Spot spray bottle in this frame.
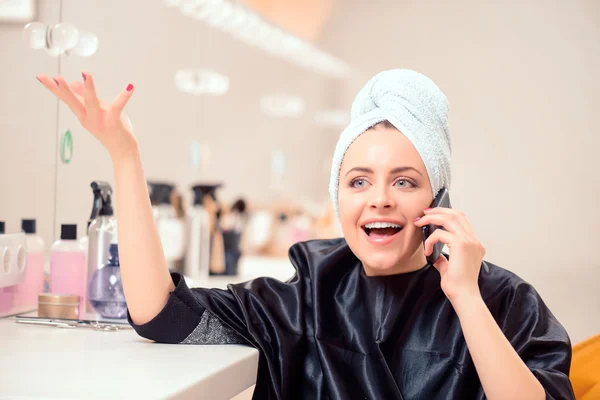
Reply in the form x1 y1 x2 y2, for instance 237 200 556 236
86 181 117 312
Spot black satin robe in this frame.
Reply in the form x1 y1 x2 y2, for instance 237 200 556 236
129 238 574 399
186 238 574 399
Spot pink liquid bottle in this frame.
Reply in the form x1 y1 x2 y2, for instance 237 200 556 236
50 224 87 306
13 219 46 307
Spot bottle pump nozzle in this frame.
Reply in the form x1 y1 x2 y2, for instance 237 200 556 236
89 181 114 226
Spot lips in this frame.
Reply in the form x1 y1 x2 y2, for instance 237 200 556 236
360 220 404 245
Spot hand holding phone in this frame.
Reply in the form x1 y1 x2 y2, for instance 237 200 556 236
422 188 451 265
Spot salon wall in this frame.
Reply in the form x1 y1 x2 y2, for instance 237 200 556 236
3 0 597 346
320 0 600 343
54 0 340 241
0 1 60 246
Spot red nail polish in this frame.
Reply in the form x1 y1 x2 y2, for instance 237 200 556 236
53 78 59 86
126 83 133 92
82 72 86 81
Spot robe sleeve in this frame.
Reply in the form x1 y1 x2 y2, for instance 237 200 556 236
127 272 246 344
127 269 304 346
501 282 575 399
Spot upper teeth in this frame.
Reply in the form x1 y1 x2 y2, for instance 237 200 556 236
364 222 402 229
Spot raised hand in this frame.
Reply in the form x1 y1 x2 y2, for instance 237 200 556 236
37 71 137 161
414 208 486 304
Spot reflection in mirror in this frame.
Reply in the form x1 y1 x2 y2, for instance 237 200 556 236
52 0 345 298
0 0 61 315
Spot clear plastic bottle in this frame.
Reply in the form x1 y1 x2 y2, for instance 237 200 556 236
13 219 46 307
87 242 127 319
50 224 86 302
86 181 117 312
79 224 89 269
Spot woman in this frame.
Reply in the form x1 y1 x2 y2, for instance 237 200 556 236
37 70 574 399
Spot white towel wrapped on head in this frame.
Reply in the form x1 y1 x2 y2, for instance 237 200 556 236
329 69 452 219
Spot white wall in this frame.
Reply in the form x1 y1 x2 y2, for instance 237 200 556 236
321 0 600 343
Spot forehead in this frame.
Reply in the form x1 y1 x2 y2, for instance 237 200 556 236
340 125 425 172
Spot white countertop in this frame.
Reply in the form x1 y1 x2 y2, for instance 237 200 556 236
0 315 259 399
0 255 293 399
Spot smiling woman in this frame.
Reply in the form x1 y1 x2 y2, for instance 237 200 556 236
338 123 434 276
36 68 574 400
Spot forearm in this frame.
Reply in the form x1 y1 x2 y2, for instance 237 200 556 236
112 148 175 325
453 295 545 400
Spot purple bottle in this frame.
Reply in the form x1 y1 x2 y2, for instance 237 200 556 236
88 243 127 319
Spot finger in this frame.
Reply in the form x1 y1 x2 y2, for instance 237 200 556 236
69 81 85 98
421 209 474 235
432 253 449 275
415 213 465 235
423 228 453 257
36 74 60 94
109 82 134 118
38 75 83 115
424 207 457 215
53 76 86 119
81 71 101 109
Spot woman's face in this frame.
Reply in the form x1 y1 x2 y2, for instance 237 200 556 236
338 123 433 276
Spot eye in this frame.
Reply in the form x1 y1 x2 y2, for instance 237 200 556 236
395 179 415 188
350 178 368 188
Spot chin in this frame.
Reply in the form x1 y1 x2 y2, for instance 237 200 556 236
350 236 424 276
360 253 404 275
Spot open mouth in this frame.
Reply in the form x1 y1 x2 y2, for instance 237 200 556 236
362 222 403 241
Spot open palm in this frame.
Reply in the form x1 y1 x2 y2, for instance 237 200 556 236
37 72 137 160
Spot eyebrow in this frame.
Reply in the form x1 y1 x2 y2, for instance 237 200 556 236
344 166 424 177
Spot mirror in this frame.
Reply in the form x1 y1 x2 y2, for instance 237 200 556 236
0 0 61 247
0 0 63 316
52 0 345 291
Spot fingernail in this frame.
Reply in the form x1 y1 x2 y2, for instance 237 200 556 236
414 217 421 222
36 76 41 82
424 208 432 212
82 72 86 81
53 78 59 86
126 83 133 92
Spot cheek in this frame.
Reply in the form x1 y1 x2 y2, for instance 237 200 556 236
408 193 434 219
338 192 364 230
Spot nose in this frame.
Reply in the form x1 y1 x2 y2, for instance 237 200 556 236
368 185 395 210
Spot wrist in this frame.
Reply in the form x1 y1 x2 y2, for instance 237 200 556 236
110 140 140 166
449 290 485 317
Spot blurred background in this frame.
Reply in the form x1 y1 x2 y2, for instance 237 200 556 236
0 0 598 354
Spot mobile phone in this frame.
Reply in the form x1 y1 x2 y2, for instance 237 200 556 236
422 188 451 265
